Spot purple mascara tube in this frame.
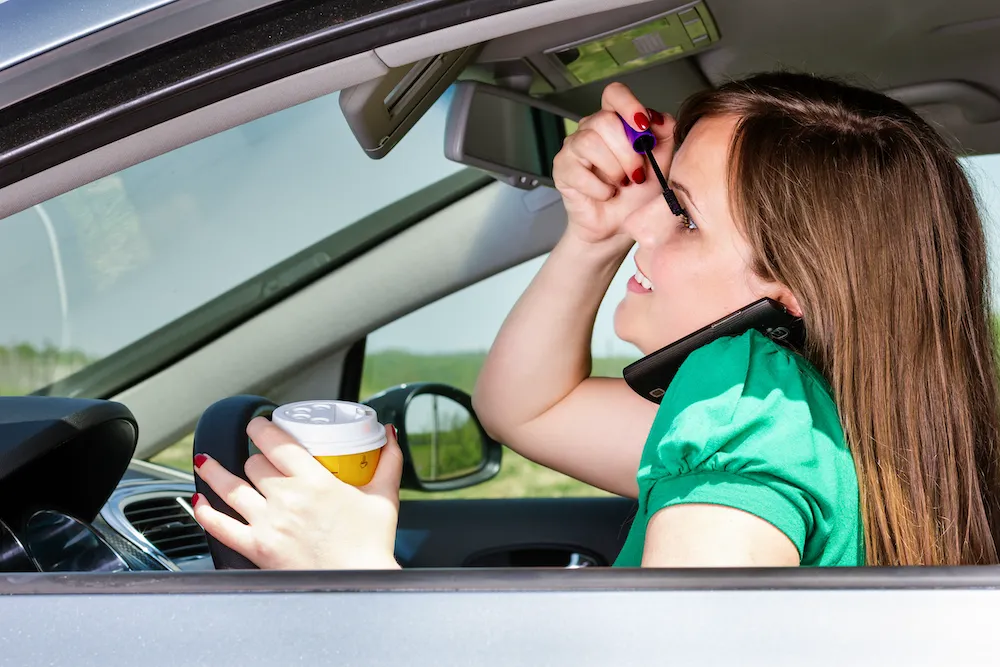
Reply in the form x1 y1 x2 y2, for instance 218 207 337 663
617 113 656 153
618 113 683 216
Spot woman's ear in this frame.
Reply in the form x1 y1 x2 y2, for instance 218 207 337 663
772 285 803 318
748 271 803 318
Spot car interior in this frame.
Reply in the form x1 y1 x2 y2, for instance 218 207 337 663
1 0 1000 575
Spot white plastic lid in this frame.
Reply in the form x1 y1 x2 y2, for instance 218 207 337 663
271 400 387 456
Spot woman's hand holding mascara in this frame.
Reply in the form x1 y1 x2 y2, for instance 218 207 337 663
553 82 676 247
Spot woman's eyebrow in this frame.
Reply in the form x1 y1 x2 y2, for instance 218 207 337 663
667 180 702 214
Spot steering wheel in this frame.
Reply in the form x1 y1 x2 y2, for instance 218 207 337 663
193 387 501 569
192 395 276 569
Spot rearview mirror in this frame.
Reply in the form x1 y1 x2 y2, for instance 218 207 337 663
444 81 582 190
364 382 502 492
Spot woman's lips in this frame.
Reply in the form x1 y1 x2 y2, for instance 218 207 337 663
627 275 653 294
628 264 654 293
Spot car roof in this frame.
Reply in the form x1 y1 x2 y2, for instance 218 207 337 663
0 0 181 71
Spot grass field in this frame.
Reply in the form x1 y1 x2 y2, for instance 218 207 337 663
149 348 633 499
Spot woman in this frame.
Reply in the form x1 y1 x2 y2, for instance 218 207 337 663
192 72 1000 567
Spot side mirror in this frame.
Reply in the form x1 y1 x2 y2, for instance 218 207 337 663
364 383 502 492
444 81 582 190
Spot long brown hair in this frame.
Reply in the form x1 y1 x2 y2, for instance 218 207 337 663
674 72 1000 565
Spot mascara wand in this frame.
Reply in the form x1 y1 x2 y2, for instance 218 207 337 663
617 114 684 217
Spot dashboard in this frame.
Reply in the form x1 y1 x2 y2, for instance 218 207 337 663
0 461 208 573
0 396 211 574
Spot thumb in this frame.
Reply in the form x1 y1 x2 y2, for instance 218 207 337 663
366 424 403 497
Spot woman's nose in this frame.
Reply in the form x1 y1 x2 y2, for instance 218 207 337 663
622 199 665 246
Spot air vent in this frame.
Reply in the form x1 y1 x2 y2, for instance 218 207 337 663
123 495 208 561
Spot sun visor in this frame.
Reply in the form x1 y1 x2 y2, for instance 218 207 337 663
340 44 481 159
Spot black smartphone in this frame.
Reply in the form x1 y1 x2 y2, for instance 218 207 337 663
622 298 805 403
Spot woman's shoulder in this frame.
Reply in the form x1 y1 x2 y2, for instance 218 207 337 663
637 329 862 567
646 328 846 475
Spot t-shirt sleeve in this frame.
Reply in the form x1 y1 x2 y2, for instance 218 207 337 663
637 332 834 557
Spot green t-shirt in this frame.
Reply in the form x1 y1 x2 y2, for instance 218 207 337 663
613 329 863 567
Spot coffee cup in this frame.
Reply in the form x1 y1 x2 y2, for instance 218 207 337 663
271 400 387 486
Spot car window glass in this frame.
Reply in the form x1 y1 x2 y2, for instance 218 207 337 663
966 155 1000 301
149 251 641 478
0 87 464 397
360 251 641 500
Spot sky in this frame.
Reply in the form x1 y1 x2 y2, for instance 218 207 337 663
1 88 1000 369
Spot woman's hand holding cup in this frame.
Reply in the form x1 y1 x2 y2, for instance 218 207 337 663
192 411 403 570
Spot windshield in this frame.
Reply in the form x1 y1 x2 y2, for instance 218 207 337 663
0 88 465 396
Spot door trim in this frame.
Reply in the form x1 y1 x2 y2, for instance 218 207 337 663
3 566 1000 595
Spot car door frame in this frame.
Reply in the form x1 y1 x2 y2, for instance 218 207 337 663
3 568 1000 666
2 3 1000 665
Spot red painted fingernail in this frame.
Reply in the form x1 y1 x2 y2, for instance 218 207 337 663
194 453 208 468
633 112 650 131
632 168 646 184
621 176 630 186
191 493 200 507
650 109 665 125
389 424 397 439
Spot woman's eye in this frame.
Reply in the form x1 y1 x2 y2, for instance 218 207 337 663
677 213 697 231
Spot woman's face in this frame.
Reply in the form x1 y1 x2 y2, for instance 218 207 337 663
614 115 799 355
